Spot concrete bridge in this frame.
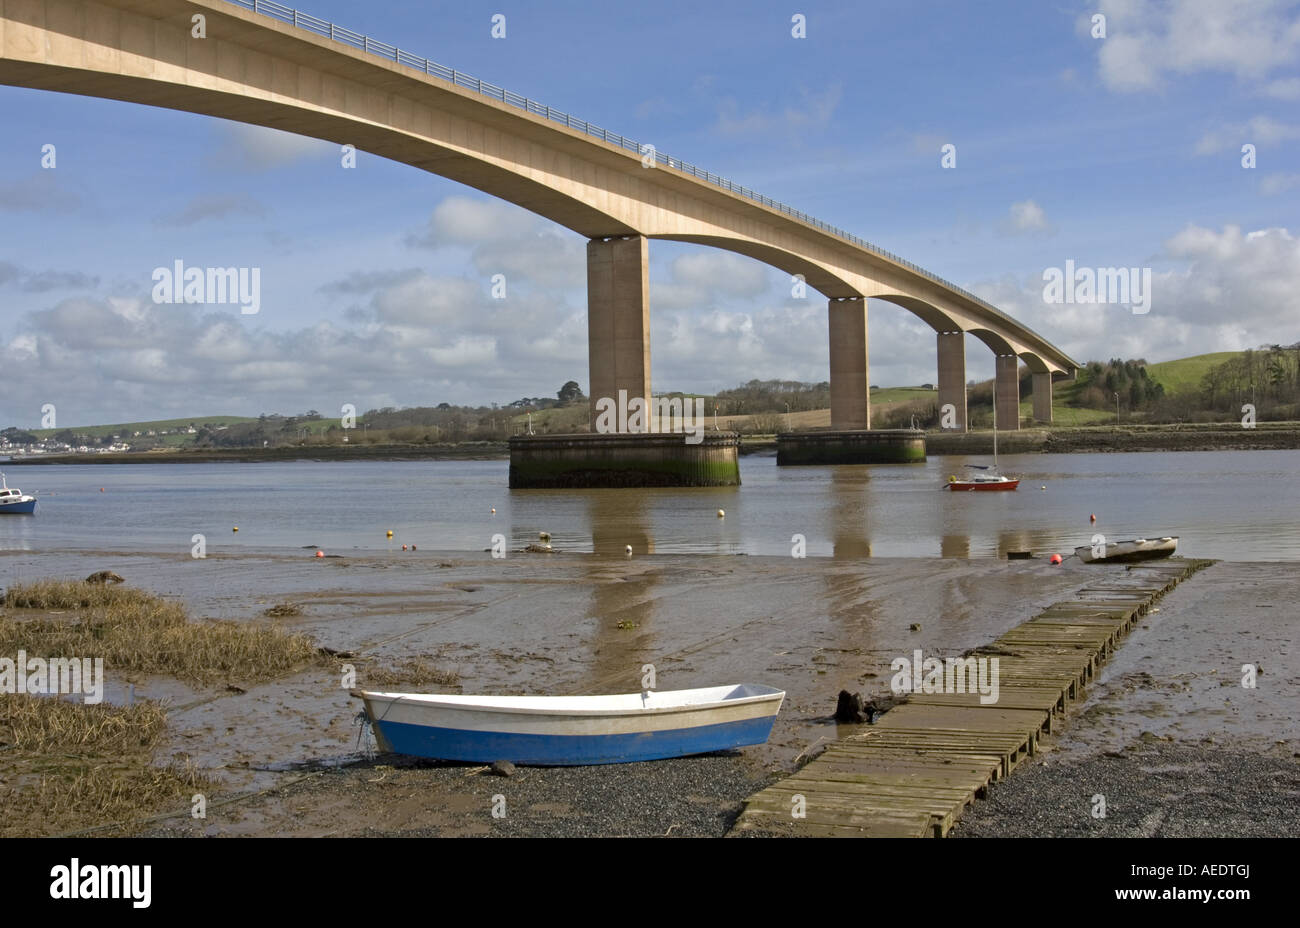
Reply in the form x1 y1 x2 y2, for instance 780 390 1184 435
1 0 1077 436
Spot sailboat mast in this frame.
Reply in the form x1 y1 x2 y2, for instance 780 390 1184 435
992 377 999 468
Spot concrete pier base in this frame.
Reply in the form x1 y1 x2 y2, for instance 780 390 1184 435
509 432 741 488
776 429 926 466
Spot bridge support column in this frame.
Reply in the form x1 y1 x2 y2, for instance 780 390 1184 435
587 235 650 431
995 354 1020 431
1032 372 1053 423
937 331 967 432
829 297 869 430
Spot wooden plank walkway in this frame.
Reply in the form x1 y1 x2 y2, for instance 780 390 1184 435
730 559 1212 837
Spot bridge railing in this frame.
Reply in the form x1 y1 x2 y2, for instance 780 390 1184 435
223 0 1038 339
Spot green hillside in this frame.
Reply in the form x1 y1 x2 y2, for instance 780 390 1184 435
1145 352 1242 395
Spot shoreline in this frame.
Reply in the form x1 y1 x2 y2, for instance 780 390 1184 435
6 422 1300 464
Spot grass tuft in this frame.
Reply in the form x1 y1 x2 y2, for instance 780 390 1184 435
0 695 215 837
1 579 324 683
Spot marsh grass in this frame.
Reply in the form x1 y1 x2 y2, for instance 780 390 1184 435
0 693 166 753
17 757 212 835
361 657 460 688
1 579 325 683
0 694 214 837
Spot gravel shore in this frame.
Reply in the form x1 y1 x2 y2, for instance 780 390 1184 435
138 751 777 838
951 741 1300 837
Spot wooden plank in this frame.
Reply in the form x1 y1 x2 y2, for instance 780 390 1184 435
726 560 1213 837
733 808 931 838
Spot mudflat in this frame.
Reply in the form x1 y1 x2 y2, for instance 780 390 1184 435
1 550 1293 836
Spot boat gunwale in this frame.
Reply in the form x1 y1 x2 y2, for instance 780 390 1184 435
357 685 785 719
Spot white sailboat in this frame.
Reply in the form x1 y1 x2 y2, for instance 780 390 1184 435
947 378 1019 491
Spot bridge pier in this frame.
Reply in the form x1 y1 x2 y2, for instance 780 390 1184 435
509 234 740 488
937 331 967 432
828 297 870 430
995 354 1021 431
777 297 923 466
587 235 650 431
1032 371 1053 423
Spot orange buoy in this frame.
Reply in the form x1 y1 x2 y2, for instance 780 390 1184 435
386 530 393 538
1050 553 1062 565
402 544 408 551
1090 514 1096 522
232 527 239 532
100 488 104 492
315 550 324 558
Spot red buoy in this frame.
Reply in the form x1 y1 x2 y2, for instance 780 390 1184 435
315 550 324 558
1050 553 1063 565
1090 514 1096 522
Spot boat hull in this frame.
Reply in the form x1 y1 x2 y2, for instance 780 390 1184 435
948 480 1019 491
357 685 784 765
1074 537 1178 564
372 715 778 765
0 499 36 514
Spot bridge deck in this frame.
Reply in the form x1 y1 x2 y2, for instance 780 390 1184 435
730 559 1212 837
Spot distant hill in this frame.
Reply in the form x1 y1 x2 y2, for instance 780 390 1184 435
9 351 1280 441
32 416 258 439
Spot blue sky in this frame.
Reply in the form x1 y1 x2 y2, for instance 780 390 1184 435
2 0 1298 426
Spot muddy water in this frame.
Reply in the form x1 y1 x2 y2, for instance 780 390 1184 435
3 449 1299 560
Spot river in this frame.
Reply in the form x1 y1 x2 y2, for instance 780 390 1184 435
2 450 1297 560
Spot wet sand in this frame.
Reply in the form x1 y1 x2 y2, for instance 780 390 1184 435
4 550 1294 836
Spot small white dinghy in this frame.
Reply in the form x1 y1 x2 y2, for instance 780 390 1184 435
353 684 785 765
1075 536 1178 564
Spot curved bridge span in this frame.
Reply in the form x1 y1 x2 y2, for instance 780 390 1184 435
0 0 1079 430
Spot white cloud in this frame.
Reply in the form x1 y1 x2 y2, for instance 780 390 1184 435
668 252 769 298
157 193 266 227
1094 0 1300 93
0 172 83 213
1263 76 1300 99
407 196 584 290
714 84 843 137
1260 173 1300 195
971 224 1300 366
1194 115 1300 154
1000 200 1053 236
211 123 336 171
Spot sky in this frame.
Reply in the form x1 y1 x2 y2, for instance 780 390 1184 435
1 0 1298 427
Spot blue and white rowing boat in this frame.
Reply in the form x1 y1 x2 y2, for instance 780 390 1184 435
353 683 785 765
